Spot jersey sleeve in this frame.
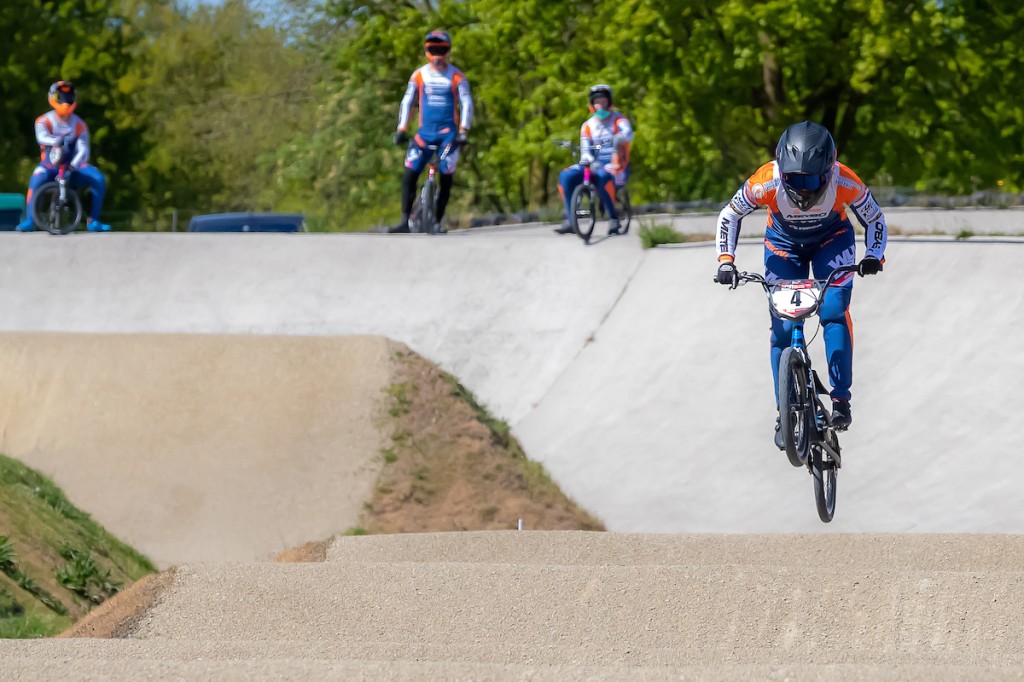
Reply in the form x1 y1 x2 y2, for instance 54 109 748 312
455 72 473 130
839 166 888 260
579 121 594 164
70 119 89 168
34 115 62 147
397 73 419 131
716 174 765 261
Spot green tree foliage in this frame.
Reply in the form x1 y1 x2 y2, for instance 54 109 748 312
2 0 1022 229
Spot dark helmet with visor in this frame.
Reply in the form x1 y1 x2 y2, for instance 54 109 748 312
424 30 451 60
588 84 614 109
775 121 836 210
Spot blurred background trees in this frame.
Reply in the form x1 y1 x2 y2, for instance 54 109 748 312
0 0 1020 230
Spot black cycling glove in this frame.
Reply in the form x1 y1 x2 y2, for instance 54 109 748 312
858 256 883 276
715 262 738 286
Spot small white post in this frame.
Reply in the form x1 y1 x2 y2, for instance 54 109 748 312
517 518 523 531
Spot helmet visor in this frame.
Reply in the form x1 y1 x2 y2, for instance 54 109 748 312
782 172 824 192
425 44 450 56
54 87 76 105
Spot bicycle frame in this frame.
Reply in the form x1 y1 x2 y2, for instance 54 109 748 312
410 140 458 234
732 263 860 462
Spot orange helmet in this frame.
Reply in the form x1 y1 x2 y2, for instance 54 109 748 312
48 81 77 118
424 30 451 66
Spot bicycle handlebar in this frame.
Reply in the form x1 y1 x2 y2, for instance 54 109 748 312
726 263 860 292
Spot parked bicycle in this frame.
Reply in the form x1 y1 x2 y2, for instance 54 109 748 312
718 263 861 522
29 142 83 235
408 140 461 235
556 140 631 244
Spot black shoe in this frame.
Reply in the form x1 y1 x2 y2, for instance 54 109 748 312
387 222 410 234
608 218 622 236
432 222 447 234
554 222 574 235
774 416 785 450
831 399 852 429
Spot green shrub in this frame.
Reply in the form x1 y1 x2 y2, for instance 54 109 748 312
55 547 122 605
638 223 686 248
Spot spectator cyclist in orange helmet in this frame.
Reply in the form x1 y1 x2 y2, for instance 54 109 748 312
16 81 111 232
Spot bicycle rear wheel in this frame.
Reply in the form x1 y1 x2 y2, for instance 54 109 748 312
30 182 82 235
616 186 632 234
570 183 597 243
778 347 813 467
811 431 839 522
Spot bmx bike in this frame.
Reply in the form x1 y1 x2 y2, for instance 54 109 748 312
556 140 631 244
408 140 461 235
29 144 83 235
719 263 861 522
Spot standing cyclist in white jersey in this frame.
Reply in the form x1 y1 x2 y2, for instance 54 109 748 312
389 30 473 234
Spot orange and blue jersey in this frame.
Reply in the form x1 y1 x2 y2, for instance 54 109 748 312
717 160 888 262
397 63 473 139
34 110 91 169
579 111 633 178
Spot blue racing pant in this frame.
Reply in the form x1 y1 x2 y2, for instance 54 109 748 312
26 164 107 221
558 164 630 222
765 222 857 403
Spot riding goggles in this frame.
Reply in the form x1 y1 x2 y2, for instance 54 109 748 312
54 87 76 105
782 172 827 193
426 44 450 56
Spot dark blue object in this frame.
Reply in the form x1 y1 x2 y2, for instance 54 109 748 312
188 213 305 233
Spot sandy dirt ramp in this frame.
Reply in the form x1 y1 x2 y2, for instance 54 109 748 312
0 333 394 565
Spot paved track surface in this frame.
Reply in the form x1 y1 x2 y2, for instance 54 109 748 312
0 227 1020 533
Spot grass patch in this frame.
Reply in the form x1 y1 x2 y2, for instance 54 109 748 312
342 527 367 536
638 222 687 248
0 454 155 638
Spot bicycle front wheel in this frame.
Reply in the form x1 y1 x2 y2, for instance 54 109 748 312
419 180 436 234
570 183 597 243
778 347 813 467
30 182 82 235
811 431 839 522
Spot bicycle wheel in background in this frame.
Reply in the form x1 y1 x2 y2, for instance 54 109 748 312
30 182 82 235
811 431 839 522
616 186 632 235
418 179 436 234
570 183 597 243
777 347 813 467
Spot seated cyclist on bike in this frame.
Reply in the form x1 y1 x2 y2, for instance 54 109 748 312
714 121 887 445
388 30 473 234
554 84 633 236
16 81 111 232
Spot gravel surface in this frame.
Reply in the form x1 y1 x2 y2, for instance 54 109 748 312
4 532 1023 679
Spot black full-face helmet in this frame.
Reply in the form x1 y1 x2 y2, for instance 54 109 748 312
775 121 836 210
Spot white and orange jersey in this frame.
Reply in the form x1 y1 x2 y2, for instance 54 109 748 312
579 111 633 168
397 63 473 137
35 110 90 168
716 160 887 261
